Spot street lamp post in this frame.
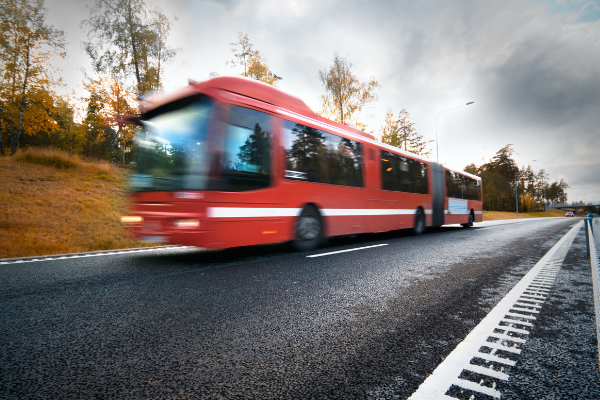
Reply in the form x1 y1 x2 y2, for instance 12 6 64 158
515 169 519 218
435 101 474 163
541 174 547 218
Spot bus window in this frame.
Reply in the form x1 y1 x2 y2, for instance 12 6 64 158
465 177 481 200
381 151 428 194
446 171 481 200
220 106 272 192
283 120 363 187
446 170 462 198
132 96 212 192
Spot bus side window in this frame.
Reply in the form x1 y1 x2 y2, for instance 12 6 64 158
381 151 428 194
446 171 472 199
465 177 481 200
282 120 363 187
410 159 428 194
220 106 272 192
446 170 457 198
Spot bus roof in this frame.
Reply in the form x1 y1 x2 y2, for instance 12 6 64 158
141 76 480 180
444 167 481 181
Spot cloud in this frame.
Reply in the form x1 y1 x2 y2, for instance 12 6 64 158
46 0 600 200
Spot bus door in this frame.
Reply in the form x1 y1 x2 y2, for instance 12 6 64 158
279 119 366 237
209 105 285 247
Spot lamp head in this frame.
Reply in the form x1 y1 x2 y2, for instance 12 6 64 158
466 101 474 105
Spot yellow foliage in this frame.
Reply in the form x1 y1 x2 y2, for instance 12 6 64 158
246 51 281 87
318 54 379 125
84 75 139 161
227 32 282 87
0 0 65 153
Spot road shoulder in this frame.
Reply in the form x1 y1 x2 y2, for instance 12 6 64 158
501 225 600 399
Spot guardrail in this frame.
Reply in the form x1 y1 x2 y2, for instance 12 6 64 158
586 216 600 371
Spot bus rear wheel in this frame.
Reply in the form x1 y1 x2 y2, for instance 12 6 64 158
462 212 474 228
292 206 323 252
413 208 426 236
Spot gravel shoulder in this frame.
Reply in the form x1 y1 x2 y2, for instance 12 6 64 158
501 226 600 400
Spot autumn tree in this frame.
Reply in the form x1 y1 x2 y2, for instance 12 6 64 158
53 97 86 157
379 108 432 156
471 144 519 212
464 145 568 212
547 179 569 204
227 32 282 86
318 53 379 125
84 75 137 163
0 0 65 154
379 110 400 147
246 51 282 86
81 90 112 160
82 0 178 96
227 32 254 76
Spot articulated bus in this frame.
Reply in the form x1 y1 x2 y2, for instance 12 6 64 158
122 77 482 251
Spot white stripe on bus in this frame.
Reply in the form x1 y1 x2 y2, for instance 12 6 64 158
207 208 301 218
322 209 421 216
207 207 432 218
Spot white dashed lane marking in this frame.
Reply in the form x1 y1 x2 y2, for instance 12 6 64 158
0 246 190 265
306 244 388 258
408 221 582 400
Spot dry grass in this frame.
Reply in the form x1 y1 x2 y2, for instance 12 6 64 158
1 148 155 259
483 209 566 221
14 147 80 169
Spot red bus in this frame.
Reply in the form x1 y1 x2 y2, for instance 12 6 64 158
122 77 482 251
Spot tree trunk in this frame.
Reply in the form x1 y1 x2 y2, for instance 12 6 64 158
113 126 120 164
127 0 142 95
13 48 31 155
0 119 4 155
68 124 73 157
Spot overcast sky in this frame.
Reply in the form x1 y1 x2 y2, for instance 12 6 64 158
47 0 600 203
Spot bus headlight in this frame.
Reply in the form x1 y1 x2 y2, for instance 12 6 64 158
121 216 143 224
174 219 200 228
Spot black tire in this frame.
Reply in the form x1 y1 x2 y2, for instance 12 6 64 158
291 206 323 252
413 208 426 236
462 211 474 228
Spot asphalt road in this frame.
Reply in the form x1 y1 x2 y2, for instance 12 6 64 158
1 218 597 399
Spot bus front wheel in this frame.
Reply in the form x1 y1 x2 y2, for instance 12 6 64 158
413 208 426 236
292 206 323 252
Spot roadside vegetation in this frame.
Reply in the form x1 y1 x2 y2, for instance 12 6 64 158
1 147 572 260
0 148 153 259
483 209 566 221
465 145 570 213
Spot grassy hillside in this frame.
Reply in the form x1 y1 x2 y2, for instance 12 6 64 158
0 148 153 259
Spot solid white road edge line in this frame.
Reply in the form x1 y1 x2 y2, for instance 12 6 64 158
307 244 388 258
407 221 582 400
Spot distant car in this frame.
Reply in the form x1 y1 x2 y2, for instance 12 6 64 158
565 212 574 217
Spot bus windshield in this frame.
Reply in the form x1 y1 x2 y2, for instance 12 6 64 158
130 97 212 192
